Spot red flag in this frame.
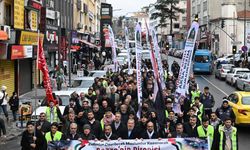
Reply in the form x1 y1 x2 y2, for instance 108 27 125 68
38 38 56 104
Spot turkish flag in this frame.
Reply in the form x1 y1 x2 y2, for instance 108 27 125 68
38 38 56 104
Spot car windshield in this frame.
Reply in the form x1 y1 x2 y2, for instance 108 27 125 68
223 65 233 70
242 96 250 105
236 71 250 74
194 55 209 63
72 80 94 88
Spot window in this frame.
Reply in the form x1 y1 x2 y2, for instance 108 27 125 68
203 1 207 11
228 94 238 104
242 97 250 105
197 4 200 13
192 6 195 15
194 55 209 63
182 17 186 22
174 23 180 29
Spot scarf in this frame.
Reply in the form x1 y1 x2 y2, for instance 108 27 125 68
105 132 112 140
224 126 233 137
147 130 154 139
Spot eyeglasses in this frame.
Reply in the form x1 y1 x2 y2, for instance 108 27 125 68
40 116 45 118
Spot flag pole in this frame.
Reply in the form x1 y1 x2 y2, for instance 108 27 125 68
34 30 40 137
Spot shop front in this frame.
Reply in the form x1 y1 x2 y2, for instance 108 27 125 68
44 25 60 68
11 45 33 95
0 42 15 95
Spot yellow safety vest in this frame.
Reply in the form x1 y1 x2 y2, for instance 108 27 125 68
100 118 104 130
191 91 201 103
197 125 214 149
45 107 59 123
45 131 62 143
219 126 237 150
165 110 169 118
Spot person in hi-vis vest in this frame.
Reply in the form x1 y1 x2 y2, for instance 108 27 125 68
197 117 214 149
215 117 238 150
45 101 61 124
45 122 65 143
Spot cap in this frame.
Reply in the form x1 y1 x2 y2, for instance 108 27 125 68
222 99 228 103
1 86 7 91
83 124 91 130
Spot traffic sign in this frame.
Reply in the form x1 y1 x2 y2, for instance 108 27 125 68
231 41 242 45
242 46 248 52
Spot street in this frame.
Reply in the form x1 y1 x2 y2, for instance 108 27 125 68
2 56 250 150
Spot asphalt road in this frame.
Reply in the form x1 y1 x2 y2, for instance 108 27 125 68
3 56 250 150
169 56 250 150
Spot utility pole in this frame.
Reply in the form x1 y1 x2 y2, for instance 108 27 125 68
244 0 247 67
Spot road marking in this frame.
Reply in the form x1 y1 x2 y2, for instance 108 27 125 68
200 75 229 96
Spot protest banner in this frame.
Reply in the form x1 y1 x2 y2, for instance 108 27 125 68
135 23 143 119
125 27 132 74
174 21 199 112
108 25 118 72
48 138 209 150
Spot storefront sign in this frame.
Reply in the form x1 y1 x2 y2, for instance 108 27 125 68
28 10 38 31
14 0 25 29
71 31 79 44
46 9 55 19
46 30 58 44
20 31 44 45
29 0 42 10
11 45 33 59
0 43 8 60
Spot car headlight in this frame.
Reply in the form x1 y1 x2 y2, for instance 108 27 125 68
31 115 39 120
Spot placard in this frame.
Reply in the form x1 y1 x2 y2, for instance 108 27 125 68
14 0 25 29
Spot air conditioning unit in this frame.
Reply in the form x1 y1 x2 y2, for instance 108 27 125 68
77 23 83 29
1 25 10 39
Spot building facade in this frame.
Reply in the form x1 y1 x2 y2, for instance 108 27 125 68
191 0 250 56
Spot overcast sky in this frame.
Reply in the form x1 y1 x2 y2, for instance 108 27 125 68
107 0 156 16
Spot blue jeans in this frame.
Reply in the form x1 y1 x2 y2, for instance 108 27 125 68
12 110 17 121
0 105 8 118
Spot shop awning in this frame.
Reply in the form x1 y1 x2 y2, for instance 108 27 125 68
79 40 97 48
0 30 8 40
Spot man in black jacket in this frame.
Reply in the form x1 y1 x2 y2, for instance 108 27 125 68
111 112 126 138
100 125 118 140
82 124 96 140
123 119 140 139
141 121 159 139
170 123 188 138
21 121 47 150
65 123 82 141
36 112 51 135
184 116 198 137
86 111 102 139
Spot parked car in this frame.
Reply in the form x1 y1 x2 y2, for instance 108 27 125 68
88 70 107 77
227 92 250 125
31 90 82 121
215 64 234 80
225 68 250 85
70 77 95 89
235 73 250 91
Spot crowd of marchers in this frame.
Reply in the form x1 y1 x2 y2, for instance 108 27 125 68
14 59 238 150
